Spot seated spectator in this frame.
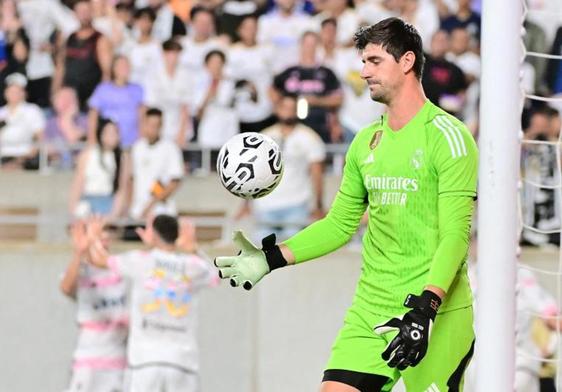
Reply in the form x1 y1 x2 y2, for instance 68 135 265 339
193 50 238 149
88 55 145 149
129 108 184 220
54 0 112 111
545 25 562 96
69 119 128 219
237 95 326 241
126 7 161 87
422 30 467 118
271 31 343 143
45 87 87 167
227 15 275 133
179 6 225 79
144 39 192 146
440 0 481 42
0 73 45 170
257 0 315 73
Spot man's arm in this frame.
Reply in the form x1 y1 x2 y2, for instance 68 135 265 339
96 35 113 82
303 92 343 110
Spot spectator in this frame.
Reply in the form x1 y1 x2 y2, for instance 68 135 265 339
352 0 398 26
69 119 128 218
129 108 184 220
523 19 549 95
440 0 481 41
144 39 193 146
54 0 113 111
545 25 562 96
319 18 384 140
271 31 343 143
446 26 480 132
45 87 87 167
179 6 224 79
17 0 77 108
193 50 239 149
0 73 45 170
239 95 326 241
91 0 133 54
398 0 439 52
127 7 161 86
216 0 263 42
0 30 29 107
88 55 145 149
257 0 315 73
60 220 128 392
313 0 360 47
227 15 275 133
521 107 560 247
422 30 467 117
87 214 217 392
149 0 187 42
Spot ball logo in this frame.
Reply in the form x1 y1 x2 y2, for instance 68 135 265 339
410 329 422 341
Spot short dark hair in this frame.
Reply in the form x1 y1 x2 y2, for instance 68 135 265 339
162 39 182 52
204 49 226 64
152 215 179 244
354 17 425 79
115 2 133 12
190 5 214 21
321 18 337 29
146 107 163 118
134 6 157 22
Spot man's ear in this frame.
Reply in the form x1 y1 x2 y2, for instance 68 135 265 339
400 51 417 75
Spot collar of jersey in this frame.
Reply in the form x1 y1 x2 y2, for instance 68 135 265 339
381 100 432 137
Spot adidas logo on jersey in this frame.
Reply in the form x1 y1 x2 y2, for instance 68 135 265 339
363 153 375 165
424 382 440 392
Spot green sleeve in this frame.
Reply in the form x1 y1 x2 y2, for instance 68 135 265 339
283 132 368 263
426 196 474 291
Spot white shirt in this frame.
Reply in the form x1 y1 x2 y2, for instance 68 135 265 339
108 249 218 370
0 102 46 157
405 0 439 52
144 64 194 142
152 4 175 42
178 36 224 79
130 138 184 219
83 146 116 196
227 43 274 123
353 1 397 25
192 75 239 148
257 11 315 73
73 262 128 364
446 51 481 80
17 0 78 79
322 47 385 133
126 40 163 87
254 123 326 212
313 9 360 46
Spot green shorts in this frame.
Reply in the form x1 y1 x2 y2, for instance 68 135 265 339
326 305 475 392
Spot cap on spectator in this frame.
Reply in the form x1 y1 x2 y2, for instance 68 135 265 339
5 73 27 88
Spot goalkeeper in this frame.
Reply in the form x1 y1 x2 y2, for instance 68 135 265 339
216 17 478 392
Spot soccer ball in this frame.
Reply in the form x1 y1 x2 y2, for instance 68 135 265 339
217 133 283 199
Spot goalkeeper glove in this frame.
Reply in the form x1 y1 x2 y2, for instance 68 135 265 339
214 230 287 290
373 290 442 370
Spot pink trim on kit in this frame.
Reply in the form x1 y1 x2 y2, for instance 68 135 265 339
73 357 127 370
79 274 122 288
80 318 129 331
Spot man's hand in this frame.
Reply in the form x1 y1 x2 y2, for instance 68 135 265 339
374 290 442 370
214 231 287 290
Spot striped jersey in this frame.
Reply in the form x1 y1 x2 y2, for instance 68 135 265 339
345 100 478 314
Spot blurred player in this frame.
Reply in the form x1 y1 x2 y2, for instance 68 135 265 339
216 17 478 392
60 221 128 392
87 215 218 392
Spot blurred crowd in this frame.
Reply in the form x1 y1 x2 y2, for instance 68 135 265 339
0 0 561 227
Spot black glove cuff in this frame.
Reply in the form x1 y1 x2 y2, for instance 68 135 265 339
404 290 442 321
261 234 288 272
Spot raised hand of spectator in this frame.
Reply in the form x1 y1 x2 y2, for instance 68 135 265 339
136 215 155 246
86 215 106 244
176 217 198 253
70 220 89 255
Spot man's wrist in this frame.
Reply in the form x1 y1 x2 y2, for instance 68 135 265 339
261 234 288 271
404 290 442 321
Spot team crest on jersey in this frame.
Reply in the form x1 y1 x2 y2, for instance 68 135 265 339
369 130 383 150
411 149 424 170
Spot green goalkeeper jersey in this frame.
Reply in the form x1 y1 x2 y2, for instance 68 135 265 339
285 100 478 316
